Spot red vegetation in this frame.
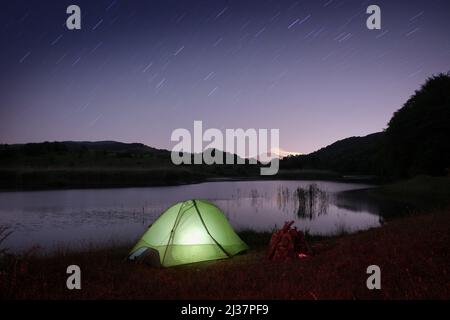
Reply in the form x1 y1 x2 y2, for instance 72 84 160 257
267 221 310 261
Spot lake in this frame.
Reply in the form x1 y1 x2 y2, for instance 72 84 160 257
0 180 385 253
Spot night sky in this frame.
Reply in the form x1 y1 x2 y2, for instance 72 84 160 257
1 0 449 154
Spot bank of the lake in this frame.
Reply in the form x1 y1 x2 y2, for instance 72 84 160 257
1 205 449 299
1 176 449 299
0 167 208 191
0 167 383 192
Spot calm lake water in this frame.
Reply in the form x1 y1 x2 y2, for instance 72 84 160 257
0 180 384 253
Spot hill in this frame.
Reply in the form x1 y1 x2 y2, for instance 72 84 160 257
0 141 171 168
282 72 450 178
0 141 260 189
385 73 450 177
280 132 386 175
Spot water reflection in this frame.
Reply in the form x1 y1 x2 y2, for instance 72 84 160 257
0 180 391 252
275 184 330 219
296 185 329 219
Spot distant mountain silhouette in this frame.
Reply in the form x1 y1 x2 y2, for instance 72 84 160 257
4 140 166 154
0 141 171 167
1 73 449 181
280 132 385 175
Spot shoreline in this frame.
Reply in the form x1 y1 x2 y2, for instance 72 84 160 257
1 206 449 299
1 175 449 299
0 168 383 193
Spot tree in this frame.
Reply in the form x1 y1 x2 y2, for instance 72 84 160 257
385 73 450 177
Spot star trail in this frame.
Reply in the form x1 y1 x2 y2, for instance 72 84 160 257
0 0 449 153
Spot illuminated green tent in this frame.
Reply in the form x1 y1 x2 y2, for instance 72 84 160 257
129 200 248 267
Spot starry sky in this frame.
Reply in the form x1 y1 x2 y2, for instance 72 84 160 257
1 0 449 154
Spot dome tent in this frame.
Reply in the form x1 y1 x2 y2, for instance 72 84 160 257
129 199 248 267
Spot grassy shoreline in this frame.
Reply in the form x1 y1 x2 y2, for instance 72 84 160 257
1 206 449 299
1 176 449 299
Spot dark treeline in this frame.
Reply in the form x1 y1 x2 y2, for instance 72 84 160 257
0 142 260 189
281 73 450 178
385 73 450 177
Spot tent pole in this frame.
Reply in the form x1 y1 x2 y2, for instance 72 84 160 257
161 202 186 265
193 200 231 257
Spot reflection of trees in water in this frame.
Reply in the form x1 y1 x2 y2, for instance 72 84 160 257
249 189 260 209
242 185 332 217
277 184 331 219
276 186 290 213
248 188 264 211
295 184 330 219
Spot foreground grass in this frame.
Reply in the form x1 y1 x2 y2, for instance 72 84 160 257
1 207 449 300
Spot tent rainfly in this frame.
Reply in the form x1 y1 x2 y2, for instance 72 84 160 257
129 199 248 267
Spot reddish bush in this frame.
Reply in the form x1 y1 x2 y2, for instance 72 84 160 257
267 221 310 261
